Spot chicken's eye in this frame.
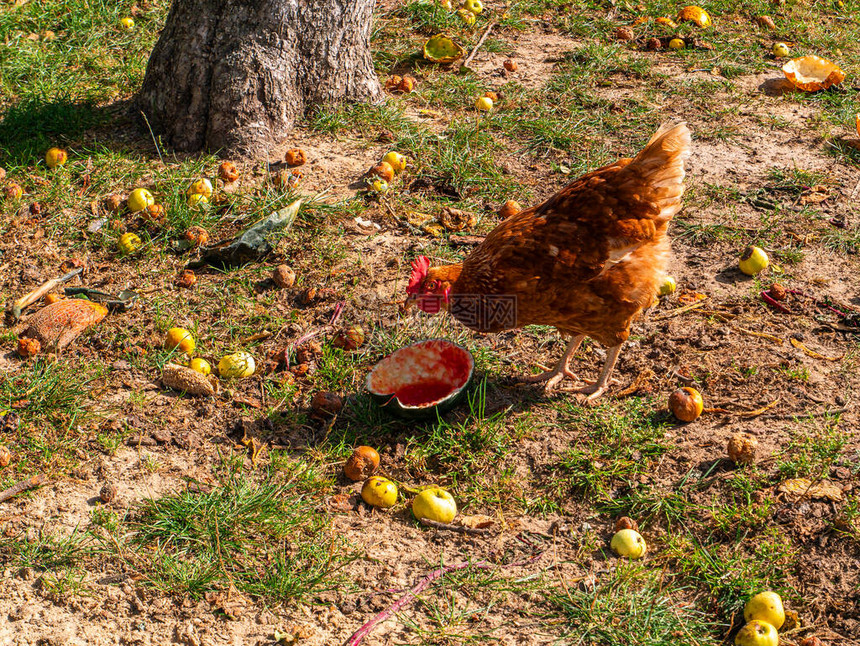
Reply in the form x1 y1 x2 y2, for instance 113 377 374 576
426 280 439 291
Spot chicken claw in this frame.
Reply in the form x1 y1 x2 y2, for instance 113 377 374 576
515 335 585 392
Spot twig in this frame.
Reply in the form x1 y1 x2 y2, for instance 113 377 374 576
346 543 544 646
652 300 707 321
0 474 48 504
462 22 497 69
760 407 848 421
419 518 492 535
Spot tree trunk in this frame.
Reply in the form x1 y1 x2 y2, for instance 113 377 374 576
138 0 381 156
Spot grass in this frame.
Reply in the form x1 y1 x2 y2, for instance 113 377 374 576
547 565 723 646
96 473 355 602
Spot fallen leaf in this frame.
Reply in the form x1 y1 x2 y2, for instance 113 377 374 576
778 478 842 501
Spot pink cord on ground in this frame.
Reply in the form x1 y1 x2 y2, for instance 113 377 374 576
345 547 544 646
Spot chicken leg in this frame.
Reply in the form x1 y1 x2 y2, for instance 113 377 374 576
565 343 623 403
517 335 585 391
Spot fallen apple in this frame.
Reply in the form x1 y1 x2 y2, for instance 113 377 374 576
669 38 685 50
369 178 389 194
332 325 366 350
184 226 209 247
739 246 769 275
668 386 703 422
189 358 211 376
370 161 395 183
463 0 483 14
398 76 416 93
311 391 343 417
503 59 518 72
219 161 240 182
165 327 196 354
285 148 307 167
187 193 209 209
187 178 213 199
475 96 493 112
727 433 758 465
176 269 197 288
734 620 778 646
772 42 790 58
127 188 155 213
610 528 647 559
3 183 23 200
344 446 380 481
498 200 521 218
120 17 134 29
117 232 142 255
272 264 296 288
412 487 457 523
17 337 41 358
457 8 476 25
142 203 165 225
45 147 68 169
218 351 256 378
382 152 407 173
677 5 712 28
361 476 398 508
744 591 785 630
659 275 677 296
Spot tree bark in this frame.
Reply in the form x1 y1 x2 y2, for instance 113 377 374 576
138 0 381 156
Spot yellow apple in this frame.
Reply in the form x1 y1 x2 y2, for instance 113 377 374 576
127 188 155 213
744 591 785 630
369 178 389 194
117 232 142 255
734 620 778 646
610 529 647 558
189 358 211 376
739 246 769 275
659 275 676 296
218 352 256 378
361 476 398 508
457 8 476 25
475 96 493 112
120 17 134 29
772 42 790 58
187 193 209 208
165 328 195 354
187 178 213 199
412 487 457 523
45 147 68 169
382 151 407 173
463 0 483 14
669 38 685 50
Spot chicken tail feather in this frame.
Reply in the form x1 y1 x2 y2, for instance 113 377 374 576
627 121 692 224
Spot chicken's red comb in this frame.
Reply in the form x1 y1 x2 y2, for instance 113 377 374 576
407 256 431 294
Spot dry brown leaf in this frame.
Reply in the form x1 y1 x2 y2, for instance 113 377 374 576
459 514 495 529
778 478 843 501
800 185 830 205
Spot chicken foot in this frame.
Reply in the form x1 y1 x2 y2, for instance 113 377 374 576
517 335 585 391
563 343 622 403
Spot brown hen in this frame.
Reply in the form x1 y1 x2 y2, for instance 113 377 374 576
406 122 692 401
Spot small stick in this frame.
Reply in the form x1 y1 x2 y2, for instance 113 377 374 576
0 474 48 504
419 518 492 535
652 300 707 321
462 22 497 70
760 407 848 421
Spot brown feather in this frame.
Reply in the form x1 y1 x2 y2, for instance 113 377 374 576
424 122 691 344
